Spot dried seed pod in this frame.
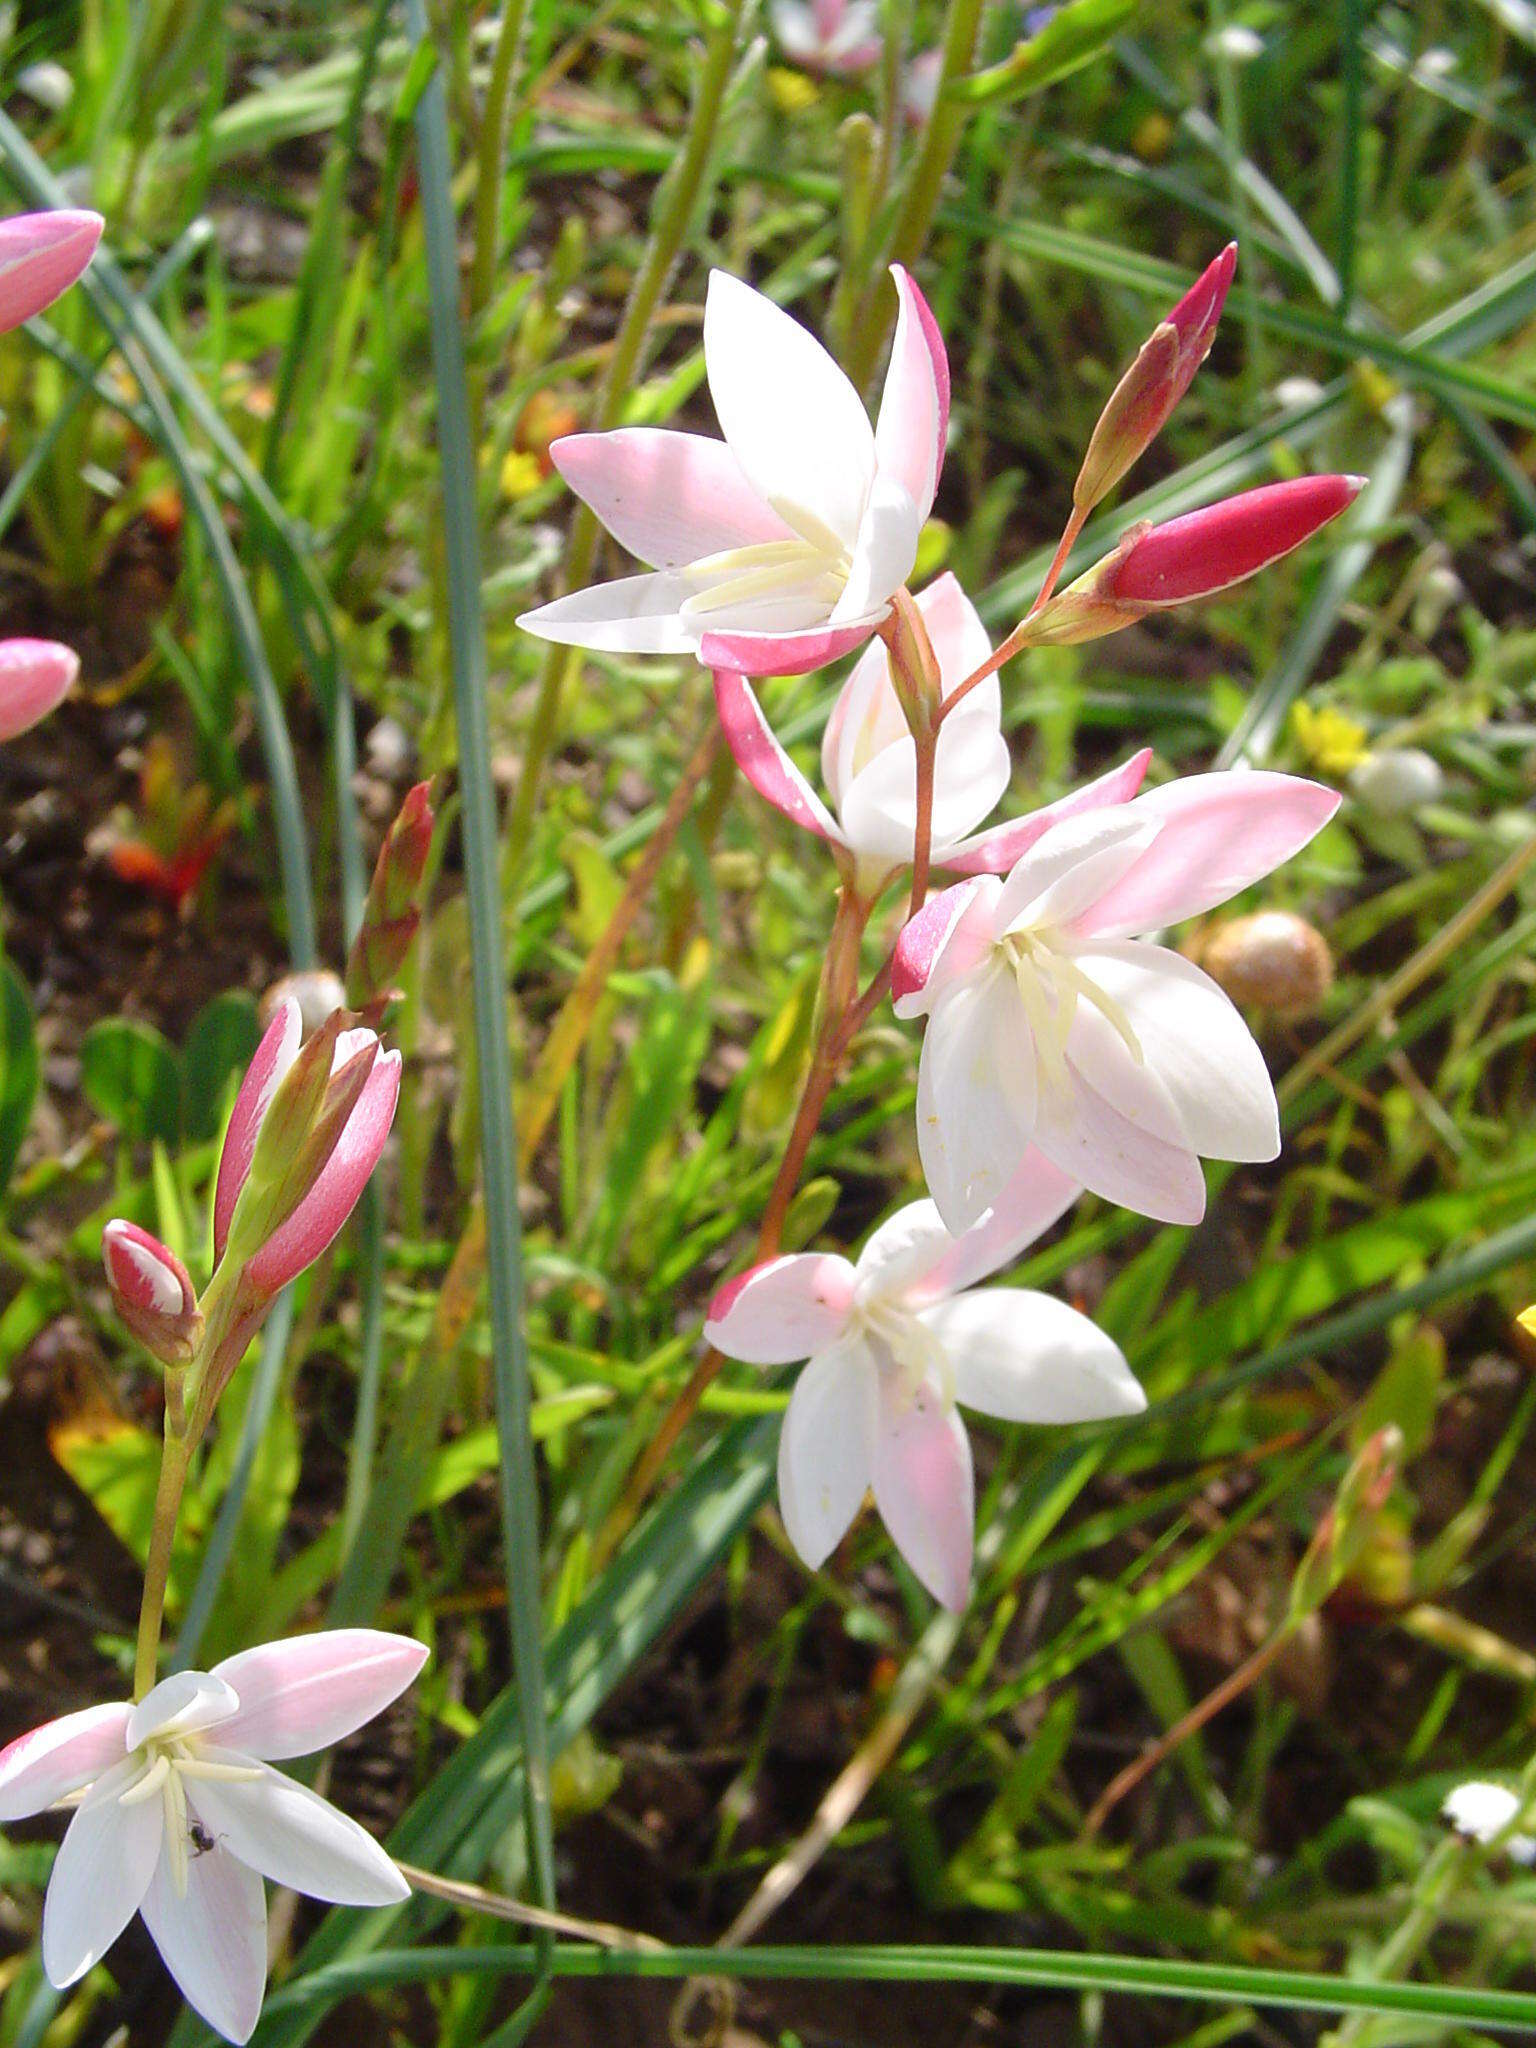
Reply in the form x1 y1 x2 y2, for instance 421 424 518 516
1199 909 1334 1019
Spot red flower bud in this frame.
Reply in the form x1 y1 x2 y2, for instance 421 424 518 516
102 1220 201 1365
1074 244 1237 512
1102 475 1364 606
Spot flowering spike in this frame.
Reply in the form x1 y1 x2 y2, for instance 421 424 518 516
0 210 102 335
102 1221 202 1365
1074 245 1237 513
345 781 435 1010
0 639 77 742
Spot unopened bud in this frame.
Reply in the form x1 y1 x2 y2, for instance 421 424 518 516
1074 244 1236 513
1199 910 1333 1020
0 209 102 336
1025 476 1364 646
345 782 434 1010
0 639 78 743
262 968 346 1037
102 1220 201 1365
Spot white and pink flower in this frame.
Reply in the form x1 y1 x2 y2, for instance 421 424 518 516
893 771 1339 1231
519 267 948 677
0 1631 426 2043
0 639 77 742
706 1164 1142 1609
771 0 881 75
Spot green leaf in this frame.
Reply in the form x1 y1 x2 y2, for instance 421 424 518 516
182 991 262 1143
952 0 1139 105
0 957 39 1195
80 1018 184 1147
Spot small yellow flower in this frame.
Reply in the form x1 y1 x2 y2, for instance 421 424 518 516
1518 1305 1536 1342
1292 701 1368 777
768 66 822 113
500 449 544 501
1132 112 1174 161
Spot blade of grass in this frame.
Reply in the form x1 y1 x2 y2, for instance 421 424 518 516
406 0 554 1927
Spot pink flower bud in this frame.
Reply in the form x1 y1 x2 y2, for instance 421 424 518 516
102 1220 201 1365
1102 475 1364 606
1074 245 1236 512
345 780 435 1009
213 998 301 1263
0 639 77 742
0 210 103 335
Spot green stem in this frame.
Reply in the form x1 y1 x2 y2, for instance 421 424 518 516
500 0 747 892
134 1406 192 1699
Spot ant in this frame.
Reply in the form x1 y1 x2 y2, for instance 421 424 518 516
188 1822 222 1858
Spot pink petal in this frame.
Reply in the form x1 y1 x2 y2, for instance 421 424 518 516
1074 770 1341 939
210 1630 428 1761
1104 475 1364 606
994 808 1159 935
942 749 1153 875
875 266 949 517
0 638 77 741
214 998 301 1263
697 611 887 677
914 1150 1083 1302
140 1820 267 2045
872 1377 974 1610
102 1220 195 1321
916 570 991 697
0 210 102 336
705 1253 857 1365
244 1051 400 1296
1031 1008 1208 1225
0 1703 131 1821
550 428 793 569
891 875 1000 1019
711 671 844 845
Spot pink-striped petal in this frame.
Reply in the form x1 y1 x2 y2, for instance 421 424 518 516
874 266 949 517
244 1051 400 1296
1031 1007 1208 1225
915 1151 1083 1302
0 639 77 741
942 749 1153 875
550 428 793 568
140 1818 268 2045
994 808 1159 935
712 671 844 845
872 1377 974 1610
891 875 1001 1019
214 998 301 1263
705 1253 858 1364
210 1630 428 1762
1074 770 1340 940
0 210 101 336
697 610 887 677
0 1703 132 1821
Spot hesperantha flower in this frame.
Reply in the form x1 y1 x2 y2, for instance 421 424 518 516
770 0 881 74
715 570 1157 889
0 1630 426 2043
892 770 1340 1232
517 265 948 677
705 1161 1144 1609
0 209 102 334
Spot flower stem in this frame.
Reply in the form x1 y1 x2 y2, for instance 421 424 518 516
133 1404 192 1699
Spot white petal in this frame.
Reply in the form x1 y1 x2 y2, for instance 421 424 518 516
128 1672 240 1751
919 571 993 703
41 1757 162 1987
0 1703 132 1821
873 267 946 520
891 875 1003 1021
832 473 924 622
550 428 792 568
839 715 1011 864
705 1253 857 1364
871 1378 974 1610
704 271 875 550
995 809 1160 935
912 1151 1084 1303
916 968 1037 1234
776 1342 879 1567
922 1290 1145 1422
1031 1006 1208 1225
187 1755 408 1907
140 1814 268 2045
854 1201 957 1302
211 1632 428 1762
516 571 696 653
821 635 906 809
1075 942 1280 1162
